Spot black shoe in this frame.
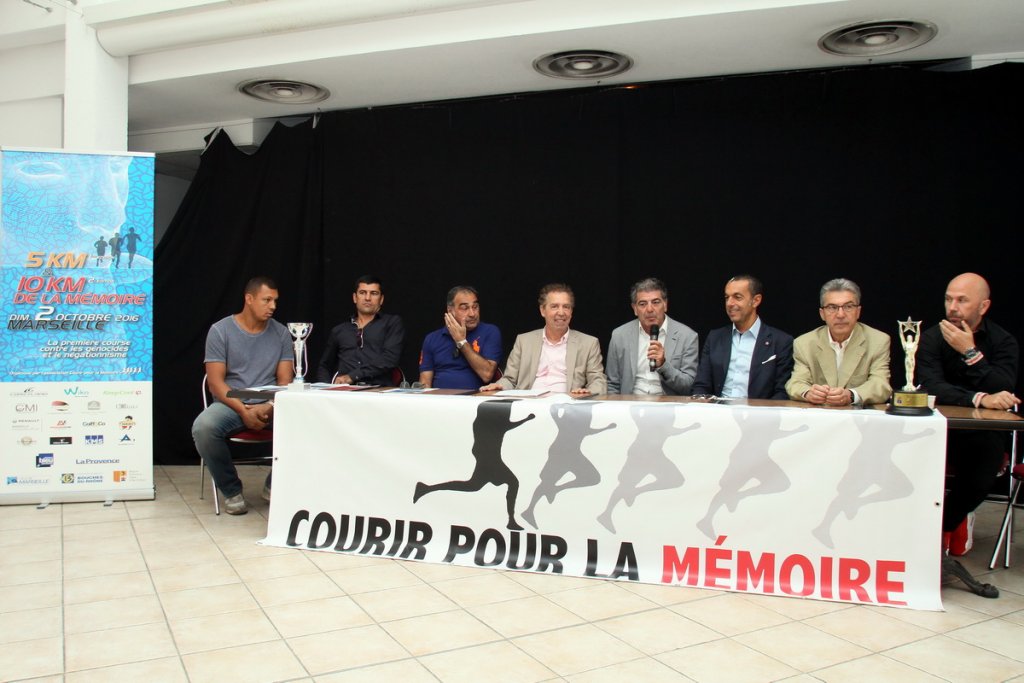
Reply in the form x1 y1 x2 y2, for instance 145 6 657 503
942 556 999 598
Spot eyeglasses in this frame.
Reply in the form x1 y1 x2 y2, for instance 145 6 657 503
821 303 860 314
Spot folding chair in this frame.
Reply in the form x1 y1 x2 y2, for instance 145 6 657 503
989 406 1022 569
200 375 273 515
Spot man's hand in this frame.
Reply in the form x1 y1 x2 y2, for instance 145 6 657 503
939 319 976 354
824 386 853 406
445 312 467 343
980 391 1021 411
646 340 666 369
241 404 270 430
334 374 353 385
479 383 501 392
569 388 592 397
804 384 830 404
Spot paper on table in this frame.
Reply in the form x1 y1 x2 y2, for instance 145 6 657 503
493 389 549 397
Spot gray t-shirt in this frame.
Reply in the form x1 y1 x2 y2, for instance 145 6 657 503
205 315 292 401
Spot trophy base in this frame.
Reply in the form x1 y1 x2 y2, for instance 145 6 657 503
887 389 932 416
288 381 311 391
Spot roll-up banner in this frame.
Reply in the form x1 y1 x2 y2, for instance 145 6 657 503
1 148 154 504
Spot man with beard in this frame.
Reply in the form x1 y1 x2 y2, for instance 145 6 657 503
316 275 405 385
418 285 502 389
918 272 1019 598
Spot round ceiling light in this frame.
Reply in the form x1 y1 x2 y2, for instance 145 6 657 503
819 20 937 57
533 50 633 79
238 79 330 104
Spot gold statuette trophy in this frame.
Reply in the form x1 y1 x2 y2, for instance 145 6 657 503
887 317 931 415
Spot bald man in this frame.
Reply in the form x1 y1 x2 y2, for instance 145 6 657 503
917 273 1019 596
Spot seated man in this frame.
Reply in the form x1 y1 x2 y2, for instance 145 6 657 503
606 277 698 395
419 285 502 389
917 272 1019 598
316 274 405 385
692 274 793 399
786 277 891 405
192 276 293 515
481 283 606 396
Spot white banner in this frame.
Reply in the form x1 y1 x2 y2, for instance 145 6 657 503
265 392 947 610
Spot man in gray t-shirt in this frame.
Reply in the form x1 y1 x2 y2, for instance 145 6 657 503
192 277 293 514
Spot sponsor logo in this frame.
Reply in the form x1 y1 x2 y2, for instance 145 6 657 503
75 458 120 465
18 435 37 446
80 421 106 427
50 401 70 412
87 401 101 411
115 403 139 409
11 418 41 431
61 473 75 484
85 435 104 445
102 389 143 396
113 470 127 482
50 420 70 429
76 474 104 484
120 416 136 430
49 436 72 445
8 387 46 397
15 403 38 413
36 453 54 467
63 386 89 397
7 475 48 485
118 434 135 445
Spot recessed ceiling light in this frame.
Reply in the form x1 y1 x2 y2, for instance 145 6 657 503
238 79 330 104
819 20 937 57
533 50 633 80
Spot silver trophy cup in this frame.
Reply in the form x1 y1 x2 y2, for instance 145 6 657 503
287 322 314 386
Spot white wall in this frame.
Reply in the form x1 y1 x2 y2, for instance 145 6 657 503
0 97 63 149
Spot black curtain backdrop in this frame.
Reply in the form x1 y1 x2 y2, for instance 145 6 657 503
154 62 1024 465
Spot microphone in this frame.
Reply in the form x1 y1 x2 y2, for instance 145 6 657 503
648 324 660 371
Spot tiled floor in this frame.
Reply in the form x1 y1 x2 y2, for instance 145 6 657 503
2 465 1023 683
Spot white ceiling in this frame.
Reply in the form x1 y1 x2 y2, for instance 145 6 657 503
4 0 1023 159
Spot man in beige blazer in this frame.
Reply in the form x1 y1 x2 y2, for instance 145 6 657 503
482 283 606 396
786 278 891 405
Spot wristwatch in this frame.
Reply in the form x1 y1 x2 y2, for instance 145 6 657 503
455 339 468 351
962 347 981 362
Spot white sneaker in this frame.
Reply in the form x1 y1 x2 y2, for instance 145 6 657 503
261 484 271 502
224 493 248 515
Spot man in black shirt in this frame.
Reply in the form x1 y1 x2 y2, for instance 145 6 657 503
316 275 405 385
917 272 1020 597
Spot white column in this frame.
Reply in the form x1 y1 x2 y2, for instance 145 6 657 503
63 10 128 151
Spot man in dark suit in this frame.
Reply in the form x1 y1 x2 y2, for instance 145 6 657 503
691 275 794 400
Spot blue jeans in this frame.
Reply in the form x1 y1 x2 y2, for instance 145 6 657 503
192 401 271 497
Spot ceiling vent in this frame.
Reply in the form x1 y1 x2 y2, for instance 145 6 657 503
238 79 330 104
819 20 937 57
533 50 633 79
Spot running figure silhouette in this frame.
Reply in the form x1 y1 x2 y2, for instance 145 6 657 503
414 399 535 530
597 404 699 533
521 402 615 529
